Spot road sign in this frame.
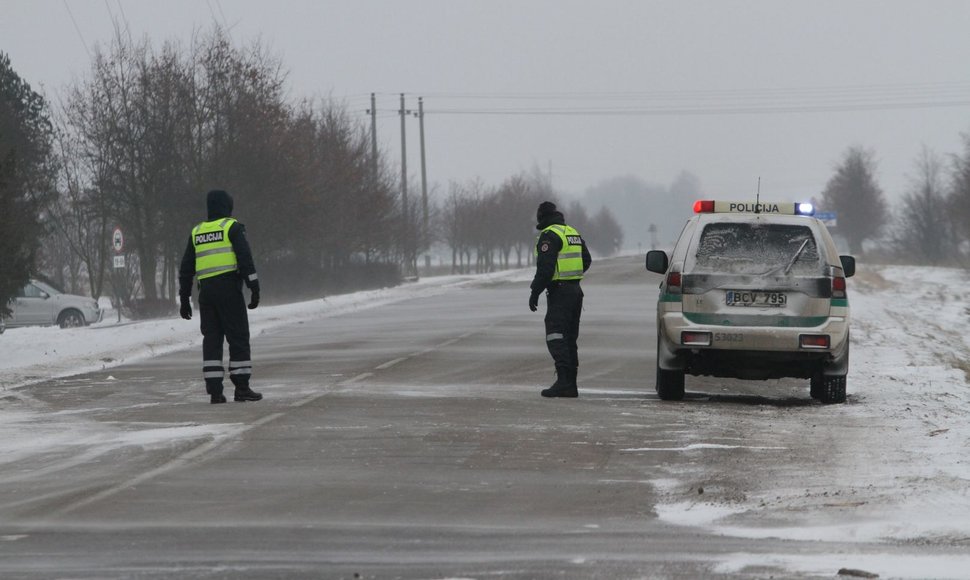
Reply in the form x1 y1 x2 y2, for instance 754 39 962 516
815 211 837 227
112 227 124 253
113 255 125 269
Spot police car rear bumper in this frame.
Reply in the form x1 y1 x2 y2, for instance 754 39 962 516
658 313 849 379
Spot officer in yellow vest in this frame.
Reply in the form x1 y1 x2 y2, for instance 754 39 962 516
178 190 262 404
529 201 592 397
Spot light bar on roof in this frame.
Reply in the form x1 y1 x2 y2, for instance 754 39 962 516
693 200 816 216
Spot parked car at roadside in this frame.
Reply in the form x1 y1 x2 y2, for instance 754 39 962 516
1 280 102 331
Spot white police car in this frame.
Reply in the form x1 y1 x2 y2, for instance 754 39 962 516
645 200 854 404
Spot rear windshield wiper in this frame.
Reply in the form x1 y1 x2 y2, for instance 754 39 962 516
783 239 811 275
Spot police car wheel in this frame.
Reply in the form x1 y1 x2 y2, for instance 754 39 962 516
656 364 685 401
809 373 823 400
818 375 847 405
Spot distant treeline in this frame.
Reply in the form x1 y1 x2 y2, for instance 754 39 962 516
814 141 970 265
0 28 623 317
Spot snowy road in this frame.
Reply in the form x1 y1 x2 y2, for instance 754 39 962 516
1 256 970 578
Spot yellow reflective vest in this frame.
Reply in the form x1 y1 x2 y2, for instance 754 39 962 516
538 224 585 281
192 218 238 280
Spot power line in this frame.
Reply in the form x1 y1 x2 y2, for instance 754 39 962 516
356 81 970 117
330 87 970 119
103 0 132 45
114 0 133 43
420 80 970 102
204 0 225 30
425 98 970 117
62 0 91 58
214 0 229 27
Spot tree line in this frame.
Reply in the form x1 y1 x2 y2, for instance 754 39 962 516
818 138 970 265
439 172 623 274
0 28 625 318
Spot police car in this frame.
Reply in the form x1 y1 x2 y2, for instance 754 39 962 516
645 200 854 404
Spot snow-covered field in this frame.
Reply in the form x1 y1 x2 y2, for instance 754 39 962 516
2 263 970 576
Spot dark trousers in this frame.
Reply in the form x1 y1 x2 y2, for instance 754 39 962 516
544 281 583 372
198 274 251 393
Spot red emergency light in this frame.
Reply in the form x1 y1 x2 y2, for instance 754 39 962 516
693 200 715 213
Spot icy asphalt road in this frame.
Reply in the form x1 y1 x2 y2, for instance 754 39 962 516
1 256 969 579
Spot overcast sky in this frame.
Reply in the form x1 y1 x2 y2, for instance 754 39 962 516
4 0 970 206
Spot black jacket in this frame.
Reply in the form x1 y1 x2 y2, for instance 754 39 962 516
178 190 256 299
529 211 592 295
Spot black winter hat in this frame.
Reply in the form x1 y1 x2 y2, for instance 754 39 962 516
206 189 234 220
536 201 557 223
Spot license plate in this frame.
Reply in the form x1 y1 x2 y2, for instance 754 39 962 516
725 290 787 307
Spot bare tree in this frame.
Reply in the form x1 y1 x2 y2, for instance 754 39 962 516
565 201 590 236
495 174 545 268
63 34 178 303
948 131 970 254
439 180 489 274
820 146 889 254
42 122 111 299
587 205 624 256
894 146 953 264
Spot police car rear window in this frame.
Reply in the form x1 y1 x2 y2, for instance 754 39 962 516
692 223 820 275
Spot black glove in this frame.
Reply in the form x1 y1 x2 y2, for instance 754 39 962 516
528 291 540 312
247 280 260 310
179 296 192 320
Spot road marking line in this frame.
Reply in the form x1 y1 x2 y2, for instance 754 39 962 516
291 393 321 407
375 357 407 370
291 371 374 409
342 372 373 385
57 411 286 515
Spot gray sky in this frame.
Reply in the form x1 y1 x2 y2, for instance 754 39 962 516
4 0 970 205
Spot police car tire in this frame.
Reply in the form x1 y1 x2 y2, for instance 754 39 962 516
656 365 686 401
819 375 847 405
810 373 823 400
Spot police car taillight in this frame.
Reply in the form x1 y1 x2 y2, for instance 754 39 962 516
832 275 847 299
799 334 830 349
681 331 712 346
666 271 682 293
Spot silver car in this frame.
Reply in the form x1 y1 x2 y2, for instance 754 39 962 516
646 200 855 404
1 280 102 331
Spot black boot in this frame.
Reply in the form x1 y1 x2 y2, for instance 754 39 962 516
541 367 578 398
234 386 263 402
206 380 227 404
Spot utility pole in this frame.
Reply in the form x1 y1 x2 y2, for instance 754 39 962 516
369 93 378 178
399 94 408 218
399 93 413 276
418 97 429 272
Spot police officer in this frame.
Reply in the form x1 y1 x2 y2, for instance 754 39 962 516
179 190 262 404
528 201 592 398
